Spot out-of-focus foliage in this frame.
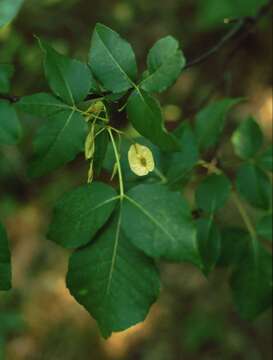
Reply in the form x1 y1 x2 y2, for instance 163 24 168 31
0 0 272 358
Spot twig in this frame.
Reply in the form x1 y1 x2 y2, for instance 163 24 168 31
0 93 20 103
185 0 273 70
0 1 272 103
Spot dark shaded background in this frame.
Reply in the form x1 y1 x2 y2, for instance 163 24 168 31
0 0 272 359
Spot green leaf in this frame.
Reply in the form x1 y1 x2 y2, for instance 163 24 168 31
257 145 273 172
93 129 109 177
196 174 232 213
167 123 199 185
195 98 241 151
257 215 272 242
0 0 24 27
38 39 93 105
29 109 87 177
141 36 186 93
122 184 199 264
218 228 249 267
232 117 263 159
0 64 14 93
127 90 179 152
0 100 21 145
89 23 137 93
16 93 71 118
67 215 160 338
196 218 221 276
236 163 272 210
230 241 272 320
48 182 118 249
0 222 12 291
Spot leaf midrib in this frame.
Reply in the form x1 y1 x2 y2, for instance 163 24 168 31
95 28 135 88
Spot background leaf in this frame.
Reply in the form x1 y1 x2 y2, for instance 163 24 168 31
48 183 118 248
232 117 263 159
230 241 272 320
0 100 21 145
257 215 272 242
196 174 232 213
0 0 24 27
257 145 273 172
0 64 14 93
218 228 249 267
67 216 160 338
195 98 241 151
196 218 221 276
236 163 272 210
166 123 199 185
122 184 199 264
0 222 12 291
89 23 137 93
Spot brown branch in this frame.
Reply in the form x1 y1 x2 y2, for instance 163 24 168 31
0 1 272 103
185 0 273 70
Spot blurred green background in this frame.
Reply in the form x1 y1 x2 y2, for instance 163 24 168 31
0 0 272 359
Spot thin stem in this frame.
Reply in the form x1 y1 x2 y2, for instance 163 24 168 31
232 192 258 250
108 128 125 199
154 167 168 184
